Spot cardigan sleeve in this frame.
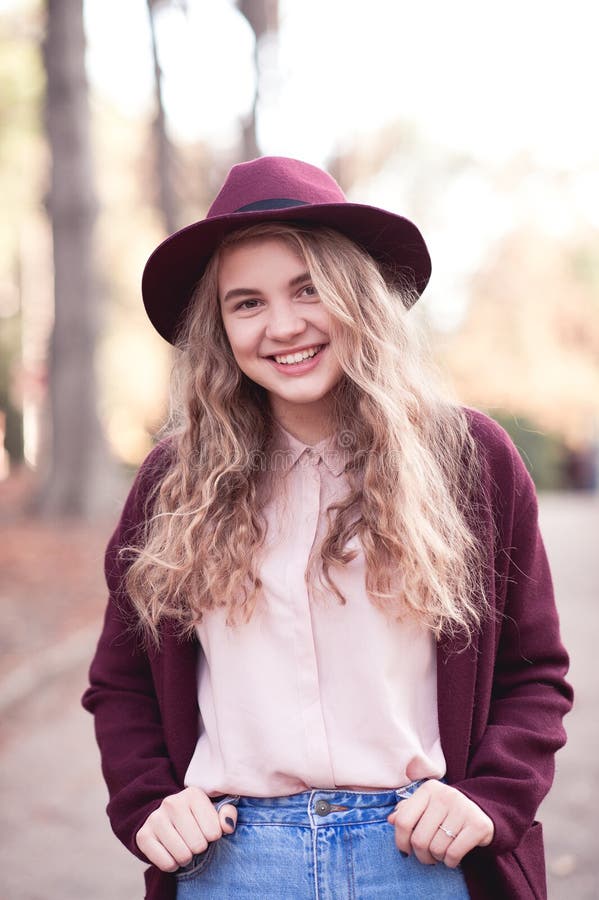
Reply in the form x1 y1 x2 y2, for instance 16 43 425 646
452 417 573 854
81 441 181 863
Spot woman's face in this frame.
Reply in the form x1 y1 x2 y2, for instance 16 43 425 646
218 237 344 428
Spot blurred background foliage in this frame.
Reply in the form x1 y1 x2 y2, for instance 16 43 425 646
0 0 598 517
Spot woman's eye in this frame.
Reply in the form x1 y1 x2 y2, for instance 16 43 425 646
235 298 260 311
300 284 318 298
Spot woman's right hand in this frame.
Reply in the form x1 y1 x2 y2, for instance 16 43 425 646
135 787 238 872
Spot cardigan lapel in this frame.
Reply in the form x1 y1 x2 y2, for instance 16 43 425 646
436 630 480 782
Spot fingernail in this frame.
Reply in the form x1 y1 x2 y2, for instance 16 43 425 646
225 816 235 830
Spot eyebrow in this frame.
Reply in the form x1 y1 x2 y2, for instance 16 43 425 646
221 271 312 304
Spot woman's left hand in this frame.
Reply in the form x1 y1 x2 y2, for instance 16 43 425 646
387 780 494 867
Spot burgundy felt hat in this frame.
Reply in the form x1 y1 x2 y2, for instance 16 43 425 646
142 156 432 345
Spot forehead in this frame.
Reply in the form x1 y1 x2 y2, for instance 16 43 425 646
218 236 306 282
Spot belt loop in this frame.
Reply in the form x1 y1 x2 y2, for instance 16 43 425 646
214 794 240 812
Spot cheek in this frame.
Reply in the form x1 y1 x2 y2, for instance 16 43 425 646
221 320 248 359
224 329 265 378
315 308 333 335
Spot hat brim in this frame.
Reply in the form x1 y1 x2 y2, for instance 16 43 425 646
141 202 432 345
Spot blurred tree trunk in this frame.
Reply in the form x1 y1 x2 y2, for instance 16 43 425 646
146 0 181 235
38 0 116 517
237 0 278 160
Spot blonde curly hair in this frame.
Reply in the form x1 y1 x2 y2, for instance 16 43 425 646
125 223 487 646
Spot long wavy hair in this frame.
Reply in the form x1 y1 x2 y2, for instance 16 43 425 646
125 222 488 646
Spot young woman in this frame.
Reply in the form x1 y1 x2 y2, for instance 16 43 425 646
82 156 572 900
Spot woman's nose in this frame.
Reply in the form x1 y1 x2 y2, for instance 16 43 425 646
265 303 306 341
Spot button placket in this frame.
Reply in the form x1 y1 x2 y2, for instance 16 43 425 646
292 449 336 788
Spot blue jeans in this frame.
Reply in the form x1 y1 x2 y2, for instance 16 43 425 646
175 781 470 899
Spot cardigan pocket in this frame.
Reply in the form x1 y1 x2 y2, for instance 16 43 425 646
511 821 546 900
490 820 546 900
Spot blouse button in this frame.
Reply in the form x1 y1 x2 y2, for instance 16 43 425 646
315 799 332 816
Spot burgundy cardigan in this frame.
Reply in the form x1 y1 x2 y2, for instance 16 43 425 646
82 410 572 900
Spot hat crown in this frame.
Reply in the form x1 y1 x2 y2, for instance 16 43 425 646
207 156 347 219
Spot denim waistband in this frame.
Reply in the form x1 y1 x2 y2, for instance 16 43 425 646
216 779 427 827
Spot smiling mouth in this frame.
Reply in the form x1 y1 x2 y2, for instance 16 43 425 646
270 344 325 365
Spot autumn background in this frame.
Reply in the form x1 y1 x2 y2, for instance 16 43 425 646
0 0 598 897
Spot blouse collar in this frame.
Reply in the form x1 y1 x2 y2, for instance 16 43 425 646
270 423 350 478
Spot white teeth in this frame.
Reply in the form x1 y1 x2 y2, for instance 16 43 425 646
274 345 322 365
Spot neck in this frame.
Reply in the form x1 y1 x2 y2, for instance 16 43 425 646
269 397 335 445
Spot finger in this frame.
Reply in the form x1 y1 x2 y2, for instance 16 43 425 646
151 817 200 867
160 794 212 854
139 835 180 873
390 788 433 855
187 790 224 843
442 826 478 868
409 806 448 866
173 808 212 856
218 802 238 834
428 819 465 862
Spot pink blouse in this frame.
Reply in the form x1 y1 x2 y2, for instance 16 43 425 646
184 425 446 797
